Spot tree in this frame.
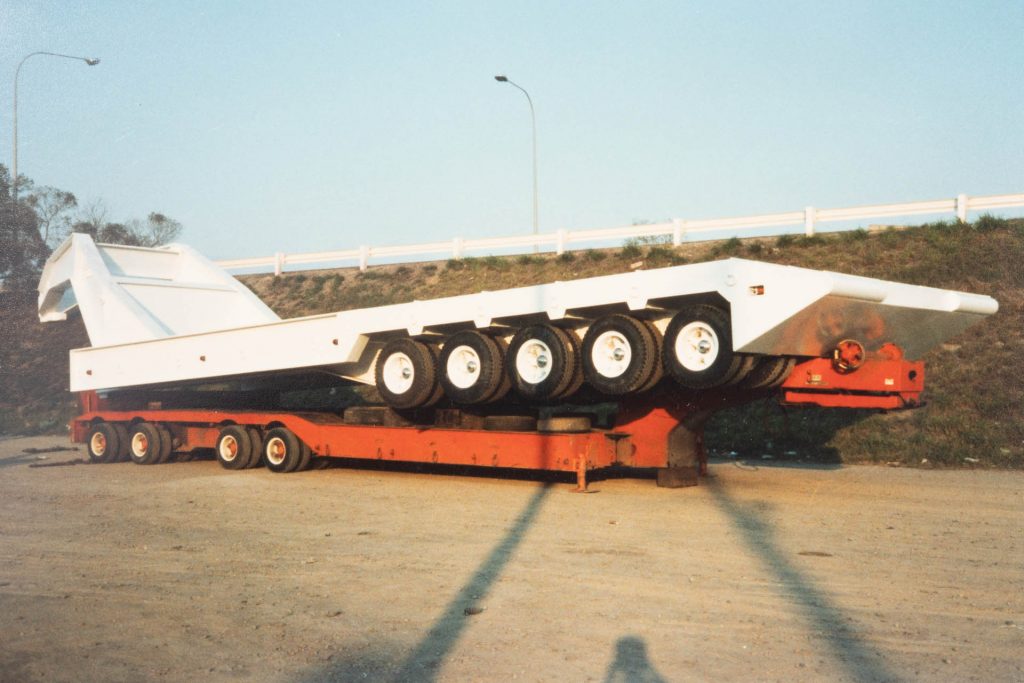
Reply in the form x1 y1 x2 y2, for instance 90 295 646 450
0 165 48 289
0 163 185 290
27 186 78 248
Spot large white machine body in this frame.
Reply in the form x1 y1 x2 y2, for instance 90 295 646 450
38 234 998 393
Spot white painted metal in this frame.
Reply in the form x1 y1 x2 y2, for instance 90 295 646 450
213 192 1023 273
446 345 481 389
381 352 415 395
515 339 554 385
674 321 720 372
591 331 632 379
265 437 287 467
40 235 998 393
38 233 279 347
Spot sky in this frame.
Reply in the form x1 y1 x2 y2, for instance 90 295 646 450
1 1 1022 262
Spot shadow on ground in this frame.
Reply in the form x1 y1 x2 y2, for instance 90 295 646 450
298 483 554 682
706 474 897 682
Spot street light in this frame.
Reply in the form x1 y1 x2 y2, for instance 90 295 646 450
494 74 538 249
12 51 100 203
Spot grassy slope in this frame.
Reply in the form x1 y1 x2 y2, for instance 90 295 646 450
3 218 1021 467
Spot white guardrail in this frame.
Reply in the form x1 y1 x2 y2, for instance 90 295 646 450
216 192 1024 275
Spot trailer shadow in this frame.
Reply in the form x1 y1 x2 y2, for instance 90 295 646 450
705 475 897 682
296 481 554 682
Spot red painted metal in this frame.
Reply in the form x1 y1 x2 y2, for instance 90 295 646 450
781 355 924 409
70 348 927 485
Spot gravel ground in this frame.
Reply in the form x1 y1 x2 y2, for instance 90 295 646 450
0 434 1021 682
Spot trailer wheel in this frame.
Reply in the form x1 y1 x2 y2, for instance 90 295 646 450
664 305 741 389
112 423 130 461
724 354 757 387
245 427 264 468
264 427 307 473
739 356 792 390
216 425 253 470
296 442 313 472
439 331 507 405
375 338 442 409
155 425 174 464
638 320 665 392
86 423 121 464
582 314 660 395
128 422 164 465
507 325 580 401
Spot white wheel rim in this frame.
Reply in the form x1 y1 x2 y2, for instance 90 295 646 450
675 321 720 371
382 351 415 394
131 432 148 458
219 435 239 462
446 345 481 389
516 339 554 384
591 330 632 378
90 432 107 456
266 437 287 466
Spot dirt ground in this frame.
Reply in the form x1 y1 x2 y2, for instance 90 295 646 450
0 435 1021 683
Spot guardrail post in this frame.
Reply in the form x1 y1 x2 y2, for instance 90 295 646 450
672 219 686 246
804 206 816 236
556 229 567 255
452 237 464 260
956 194 968 223
274 252 284 277
358 246 369 272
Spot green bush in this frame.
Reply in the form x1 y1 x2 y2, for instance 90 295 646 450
646 246 673 260
584 249 607 262
974 214 1005 233
776 234 796 248
557 252 575 263
446 258 466 271
621 244 642 259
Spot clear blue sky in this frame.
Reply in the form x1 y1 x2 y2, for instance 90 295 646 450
2 1 1022 260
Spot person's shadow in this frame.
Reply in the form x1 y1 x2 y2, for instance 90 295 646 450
603 636 667 683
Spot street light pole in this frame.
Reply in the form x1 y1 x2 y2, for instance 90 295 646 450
12 51 100 203
494 75 538 250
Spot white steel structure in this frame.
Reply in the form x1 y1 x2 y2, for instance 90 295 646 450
39 234 997 395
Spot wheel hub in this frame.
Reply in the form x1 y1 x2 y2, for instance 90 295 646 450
675 321 720 371
591 331 632 378
446 345 482 389
516 340 554 384
382 352 415 394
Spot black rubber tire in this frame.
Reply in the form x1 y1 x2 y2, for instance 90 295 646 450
85 423 121 464
112 423 131 462
215 425 252 470
638 320 665 392
482 415 538 432
375 338 442 410
507 325 580 402
768 357 797 388
739 356 791 390
724 355 757 387
264 427 305 474
155 425 174 464
537 416 592 433
582 314 660 395
245 427 264 468
439 331 507 405
128 422 164 465
295 442 313 472
663 305 740 389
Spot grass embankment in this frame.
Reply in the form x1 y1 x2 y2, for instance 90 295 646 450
3 217 1021 467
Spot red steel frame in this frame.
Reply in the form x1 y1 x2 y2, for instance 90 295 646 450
72 352 925 489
